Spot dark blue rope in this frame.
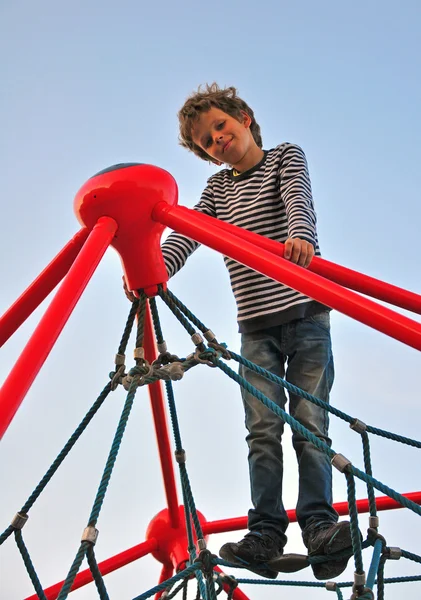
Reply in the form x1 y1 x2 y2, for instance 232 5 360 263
57 543 88 600
88 382 138 525
163 288 208 334
345 471 364 573
149 297 164 344
401 549 421 564
15 530 47 600
361 432 377 518
86 545 110 600
158 288 197 337
118 299 139 355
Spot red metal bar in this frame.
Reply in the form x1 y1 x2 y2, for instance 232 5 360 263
155 564 174 599
203 491 421 535
0 228 90 348
24 538 158 600
214 565 251 600
175 207 421 315
153 203 421 352
0 217 118 440
143 304 180 529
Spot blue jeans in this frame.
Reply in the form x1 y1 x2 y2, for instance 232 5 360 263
240 310 338 547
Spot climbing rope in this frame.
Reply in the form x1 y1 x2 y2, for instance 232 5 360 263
1 285 420 600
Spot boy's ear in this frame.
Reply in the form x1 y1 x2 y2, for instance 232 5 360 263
240 110 252 128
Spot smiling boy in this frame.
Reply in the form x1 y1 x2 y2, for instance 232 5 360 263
129 83 354 579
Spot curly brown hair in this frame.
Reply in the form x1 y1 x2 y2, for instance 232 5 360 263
178 83 263 163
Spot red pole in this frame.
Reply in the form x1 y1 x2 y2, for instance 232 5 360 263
175 207 421 315
153 203 421 352
0 228 90 348
143 304 180 529
203 491 421 535
24 538 158 600
0 217 117 440
155 564 174 599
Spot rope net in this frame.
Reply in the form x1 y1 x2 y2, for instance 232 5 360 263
1 287 420 600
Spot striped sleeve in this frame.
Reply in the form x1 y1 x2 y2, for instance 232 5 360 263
161 183 216 278
279 144 317 247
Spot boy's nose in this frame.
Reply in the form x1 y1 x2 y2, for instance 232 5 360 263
214 134 223 144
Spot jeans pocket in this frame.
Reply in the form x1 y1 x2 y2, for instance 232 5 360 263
308 310 331 333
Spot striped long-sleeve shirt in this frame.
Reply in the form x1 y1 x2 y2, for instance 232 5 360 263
162 143 327 333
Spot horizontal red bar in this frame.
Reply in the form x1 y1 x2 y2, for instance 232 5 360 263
176 206 421 315
203 491 421 535
24 538 158 600
153 204 421 352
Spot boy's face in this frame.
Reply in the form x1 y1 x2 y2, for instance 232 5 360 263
191 107 261 171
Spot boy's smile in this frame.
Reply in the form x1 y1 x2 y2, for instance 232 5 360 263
191 107 264 173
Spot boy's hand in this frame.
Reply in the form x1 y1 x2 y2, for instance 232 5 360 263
284 237 314 268
122 276 137 302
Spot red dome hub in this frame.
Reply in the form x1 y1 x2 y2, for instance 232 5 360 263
74 163 178 295
146 506 208 570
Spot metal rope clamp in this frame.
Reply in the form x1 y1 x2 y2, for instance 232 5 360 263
193 347 218 367
110 364 126 390
138 362 155 385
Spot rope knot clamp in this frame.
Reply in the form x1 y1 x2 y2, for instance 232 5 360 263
134 347 145 360
350 418 367 434
197 538 207 551
191 333 204 346
153 351 180 367
167 362 184 381
208 340 231 360
367 528 387 548
350 571 367 598
138 362 155 384
385 546 402 560
331 453 352 472
110 364 126 390
81 526 99 545
193 347 217 367
203 329 216 342
11 512 28 530
157 341 168 354
114 353 125 366
175 449 186 463
219 572 238 588
368 516 379 529
325 581 338 592
196 547 214 578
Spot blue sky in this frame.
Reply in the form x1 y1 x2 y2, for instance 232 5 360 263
1 1 420 599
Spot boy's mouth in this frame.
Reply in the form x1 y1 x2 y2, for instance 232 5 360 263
223 140 232 153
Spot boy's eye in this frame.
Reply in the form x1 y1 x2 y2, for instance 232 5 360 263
216 121 225 130
205 137 213 148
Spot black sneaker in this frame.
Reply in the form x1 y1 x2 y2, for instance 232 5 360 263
303 521 354 580
219 532 282 579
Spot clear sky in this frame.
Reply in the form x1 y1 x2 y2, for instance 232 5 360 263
1 1 420 599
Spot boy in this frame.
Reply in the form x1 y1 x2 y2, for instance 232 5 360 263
128 83 353 579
